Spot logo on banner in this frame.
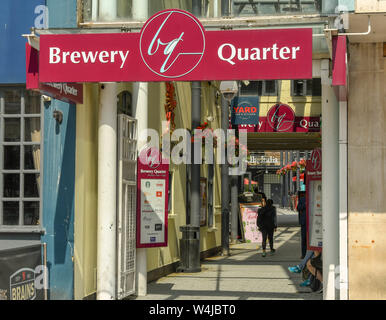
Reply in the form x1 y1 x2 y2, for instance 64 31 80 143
10 268 36 300
139 9 206 78
310 149 322 171
139 147 162 169
267 103 295 132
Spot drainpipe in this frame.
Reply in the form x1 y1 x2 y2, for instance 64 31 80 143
133 0 149 297
321 59 339 300
339 94 348 300
284 151 288 207
97 82 118 300
186 0 202 269
280 151 284 207
97 0 117 301
221 97 230 252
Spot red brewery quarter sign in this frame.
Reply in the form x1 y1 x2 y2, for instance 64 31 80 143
26 43 83 104
136 147 169 248
38 9 312 83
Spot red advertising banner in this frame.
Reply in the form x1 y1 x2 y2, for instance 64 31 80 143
136 147 169 248
26 43 83 104
38 9 312 83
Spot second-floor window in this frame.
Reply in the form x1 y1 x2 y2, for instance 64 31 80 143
240 80 278 96
291 78 322 97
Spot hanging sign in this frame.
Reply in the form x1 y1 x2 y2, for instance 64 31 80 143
0 245 45 300
136 147 169 248
38 9 312 83
236 103 320 132
26 43 83 104
231 96 259 125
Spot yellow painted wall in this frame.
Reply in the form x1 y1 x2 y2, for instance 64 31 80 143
74 83 99 299
258 80 321 117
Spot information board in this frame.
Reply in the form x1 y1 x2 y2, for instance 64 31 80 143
306 149 322 251
136 148 169 248
239 203 262 243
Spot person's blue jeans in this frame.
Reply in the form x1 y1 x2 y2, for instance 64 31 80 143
298 250 314 271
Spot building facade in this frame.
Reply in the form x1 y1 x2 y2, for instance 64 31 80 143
1 0 385 300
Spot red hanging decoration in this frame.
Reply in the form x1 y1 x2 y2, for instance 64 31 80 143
164 82 177 135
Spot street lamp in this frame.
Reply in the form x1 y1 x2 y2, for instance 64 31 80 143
219 81 239 251
219 81 239 102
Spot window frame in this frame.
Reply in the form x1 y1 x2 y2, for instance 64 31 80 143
0 86 44 233
240 80 278 97
291 78 322 97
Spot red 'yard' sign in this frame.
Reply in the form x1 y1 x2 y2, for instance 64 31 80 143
38 9 312 83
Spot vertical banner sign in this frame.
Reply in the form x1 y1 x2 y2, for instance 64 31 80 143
137 147 169 248
239 203 263 243
306 148 322 251
0 245 44 300
231 96 259 125
26 43 83 104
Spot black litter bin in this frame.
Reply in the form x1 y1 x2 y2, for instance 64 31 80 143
177 225 201 272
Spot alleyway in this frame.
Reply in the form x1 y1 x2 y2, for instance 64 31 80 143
136 211 322 300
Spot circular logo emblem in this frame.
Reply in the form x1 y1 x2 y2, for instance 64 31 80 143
267 103 295 132
139 9 206 78
310 149 322 171
139 147 161 169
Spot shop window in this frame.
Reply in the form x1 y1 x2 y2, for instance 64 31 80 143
240 80 277 96
0 88 42 230
291 78 321 97
81 0 210 23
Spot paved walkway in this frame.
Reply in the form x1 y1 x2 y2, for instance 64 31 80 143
136 225 322 300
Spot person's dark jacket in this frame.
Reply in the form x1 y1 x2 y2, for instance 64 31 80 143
257 205 277 231
297 196 306 226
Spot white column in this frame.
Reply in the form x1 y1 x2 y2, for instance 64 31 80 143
321 59 340 300
97 83 118 300
133 82 148 297
339 94 348 300
133 0 149 297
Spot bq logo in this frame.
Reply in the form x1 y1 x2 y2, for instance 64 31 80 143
310 149 322 171
10 268 36 300
139 9 206 78
139 147 162 169
267 103 295 132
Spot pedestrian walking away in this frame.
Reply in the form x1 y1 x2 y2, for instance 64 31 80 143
257 198 277 257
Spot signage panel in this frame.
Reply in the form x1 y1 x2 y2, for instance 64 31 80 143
136 147 169 248
0 245 44 300
231 96 259 125
239 203 262 244
306 148 322 251
26 43 83 104
38 10 312 83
